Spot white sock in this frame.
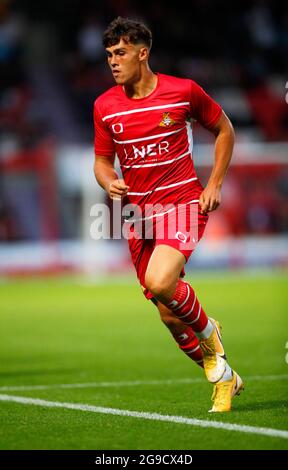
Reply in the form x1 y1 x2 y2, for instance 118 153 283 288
218 363 233 382
196 319 214 339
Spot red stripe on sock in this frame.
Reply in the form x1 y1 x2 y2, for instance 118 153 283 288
172 326 195 345
173 326 203 368
181 342 203 364
167 280 208 332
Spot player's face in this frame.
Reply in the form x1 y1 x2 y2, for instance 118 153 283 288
106 38 147 85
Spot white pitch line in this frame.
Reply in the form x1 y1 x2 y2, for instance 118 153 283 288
0 393 287 440
0 378 204 392
0 374 287 392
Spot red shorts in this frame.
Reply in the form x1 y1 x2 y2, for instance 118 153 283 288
127 203 208 300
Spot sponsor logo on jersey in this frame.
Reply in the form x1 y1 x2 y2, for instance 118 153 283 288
159 112 176 127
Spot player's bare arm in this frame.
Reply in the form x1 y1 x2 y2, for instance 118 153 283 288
94 155 129 199
199 112 235 214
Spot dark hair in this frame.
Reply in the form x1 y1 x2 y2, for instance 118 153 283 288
103 17 152 49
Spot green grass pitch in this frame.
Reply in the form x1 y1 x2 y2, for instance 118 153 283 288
0 270 287 450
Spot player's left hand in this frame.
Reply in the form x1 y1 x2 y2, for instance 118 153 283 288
199 184 221 214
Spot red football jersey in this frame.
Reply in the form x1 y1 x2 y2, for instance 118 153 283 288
94 73 222 214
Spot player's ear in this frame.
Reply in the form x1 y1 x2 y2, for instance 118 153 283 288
139 46 149 62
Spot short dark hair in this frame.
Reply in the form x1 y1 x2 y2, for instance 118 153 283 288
103 17 152 50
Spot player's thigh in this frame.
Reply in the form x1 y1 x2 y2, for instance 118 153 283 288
145 244 185 294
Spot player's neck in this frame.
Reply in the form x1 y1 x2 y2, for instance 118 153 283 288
123 68 158 99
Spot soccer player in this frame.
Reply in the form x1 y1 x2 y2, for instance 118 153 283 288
93 17 244 412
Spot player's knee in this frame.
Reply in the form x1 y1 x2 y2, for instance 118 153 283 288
145 272 170 299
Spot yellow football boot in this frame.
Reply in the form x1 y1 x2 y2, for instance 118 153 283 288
209 371 244 412
200 318 226 383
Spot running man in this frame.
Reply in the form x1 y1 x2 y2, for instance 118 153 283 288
93 17 244 412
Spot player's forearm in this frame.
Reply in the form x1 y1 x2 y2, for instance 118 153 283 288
94 159 118 193
208 119 235 188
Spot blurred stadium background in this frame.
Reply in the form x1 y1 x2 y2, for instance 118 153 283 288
0 0 287 276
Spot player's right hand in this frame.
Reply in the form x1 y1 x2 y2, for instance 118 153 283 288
108 178 130 200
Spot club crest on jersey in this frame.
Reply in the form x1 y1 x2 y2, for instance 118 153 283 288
112 123 124 133
159 112 176 127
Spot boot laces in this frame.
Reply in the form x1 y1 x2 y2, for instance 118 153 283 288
200 335 215 354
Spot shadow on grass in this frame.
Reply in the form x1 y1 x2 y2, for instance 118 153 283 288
234 400 288 412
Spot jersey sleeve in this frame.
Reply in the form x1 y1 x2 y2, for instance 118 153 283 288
93 101 115 157
189 80 222 129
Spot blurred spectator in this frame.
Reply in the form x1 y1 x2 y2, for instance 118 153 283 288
0 0 26 88
246 2 277 50
77 17 103 65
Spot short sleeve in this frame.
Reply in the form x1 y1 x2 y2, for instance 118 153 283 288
189 80 222 129
93 101 115 157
